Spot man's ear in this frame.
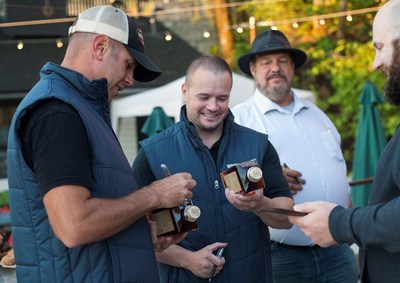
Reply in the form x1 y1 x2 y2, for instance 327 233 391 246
92 35 110 60
249 62 256 77
181 83 188 103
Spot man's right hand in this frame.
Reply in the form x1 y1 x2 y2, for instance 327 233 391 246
149 173 196 208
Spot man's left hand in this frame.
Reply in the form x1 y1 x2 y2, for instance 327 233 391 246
224 188 264 212
149 220 187 252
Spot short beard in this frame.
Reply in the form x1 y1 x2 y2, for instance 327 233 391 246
384 39 400 106
257 75 291 103
198 123 221 133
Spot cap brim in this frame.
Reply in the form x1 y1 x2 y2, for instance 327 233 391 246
238 48 307 76
126 46 162 82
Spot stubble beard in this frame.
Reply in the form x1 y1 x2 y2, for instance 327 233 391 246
384 39 400 106
198 122 220 133
197 113 226 133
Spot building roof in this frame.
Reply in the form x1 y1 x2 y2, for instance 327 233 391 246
0 17 202 100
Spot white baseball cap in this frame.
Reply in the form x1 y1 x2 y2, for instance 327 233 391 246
69 5 161 82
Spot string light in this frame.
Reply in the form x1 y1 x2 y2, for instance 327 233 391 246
0 0 287 28
56 39 63 48
164 31 172 41
0 4 382 42
235 6 380 30
249 16 256 29
17 41 23 50
203 30 210 38
346 14 353 21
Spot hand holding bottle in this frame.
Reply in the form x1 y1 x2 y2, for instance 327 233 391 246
148 171 196 209
147 164 201 237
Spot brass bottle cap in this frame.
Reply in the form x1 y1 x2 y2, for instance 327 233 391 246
247 167 263 182
184 205 201 222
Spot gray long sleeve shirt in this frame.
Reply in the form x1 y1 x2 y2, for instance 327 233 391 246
329 125 400 283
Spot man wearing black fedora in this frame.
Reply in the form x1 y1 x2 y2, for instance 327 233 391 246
232 30 358 283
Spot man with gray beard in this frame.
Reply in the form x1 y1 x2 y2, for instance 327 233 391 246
232 30 358 283
289 1 400 282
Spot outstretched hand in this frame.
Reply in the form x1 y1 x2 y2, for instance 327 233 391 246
288 201 338 247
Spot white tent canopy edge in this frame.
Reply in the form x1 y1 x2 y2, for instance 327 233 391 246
110 72 315 133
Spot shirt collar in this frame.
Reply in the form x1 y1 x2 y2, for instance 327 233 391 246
253 88 308 115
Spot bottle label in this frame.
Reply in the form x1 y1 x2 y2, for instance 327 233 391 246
220 158 265 193
149 209 176 235
220 170 243 193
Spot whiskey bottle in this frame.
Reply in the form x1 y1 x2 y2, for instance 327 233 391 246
220 158 265 193
148 164 201 237
149 198 200 237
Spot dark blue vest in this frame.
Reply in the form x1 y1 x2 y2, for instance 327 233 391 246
140 108 273 283
7 63 159 283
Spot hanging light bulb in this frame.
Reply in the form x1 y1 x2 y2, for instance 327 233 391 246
17 41 24 50
56 39 63 48
271 26 278 30
346 14 353 21
203 30 210 38
165 31 172 41
292 22 299 29
319 19 326 25
236 27 243 33
249 16 255 28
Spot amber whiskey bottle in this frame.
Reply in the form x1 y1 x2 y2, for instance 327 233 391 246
220 158 265 193
148 164 201 237
148 198 201 237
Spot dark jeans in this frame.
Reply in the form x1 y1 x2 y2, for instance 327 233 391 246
271 242 358 283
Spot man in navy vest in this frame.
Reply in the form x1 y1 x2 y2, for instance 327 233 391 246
7 5 195 282
132 55 294 283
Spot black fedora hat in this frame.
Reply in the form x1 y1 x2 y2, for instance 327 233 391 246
238 30 307 76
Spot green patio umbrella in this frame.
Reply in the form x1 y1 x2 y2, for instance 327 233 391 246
350 82 387 207
141 106 174 137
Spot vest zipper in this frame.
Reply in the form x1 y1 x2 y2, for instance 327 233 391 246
214 180 219 190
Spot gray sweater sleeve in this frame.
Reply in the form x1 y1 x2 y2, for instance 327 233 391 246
329 197 400 253
330 126 400 253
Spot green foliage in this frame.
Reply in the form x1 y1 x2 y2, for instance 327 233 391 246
231 0 398 171
297 32 397 167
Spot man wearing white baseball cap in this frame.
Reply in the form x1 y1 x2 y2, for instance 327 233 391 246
7 5 195 283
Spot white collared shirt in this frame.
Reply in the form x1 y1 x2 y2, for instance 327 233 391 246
232 89 349 246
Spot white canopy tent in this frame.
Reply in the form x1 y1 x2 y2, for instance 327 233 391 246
111 73 315 132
